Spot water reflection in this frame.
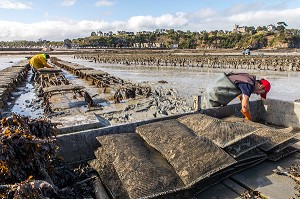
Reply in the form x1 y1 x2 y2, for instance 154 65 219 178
9 71 44 118
0 55 26 70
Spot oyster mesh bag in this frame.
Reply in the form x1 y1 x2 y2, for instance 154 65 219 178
96 133 185 199
136 119 236 187
178 114 257 148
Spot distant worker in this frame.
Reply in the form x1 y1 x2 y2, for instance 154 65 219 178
29 53 53 81
201 72 271 120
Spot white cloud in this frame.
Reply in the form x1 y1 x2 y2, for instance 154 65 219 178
224 2 263 15
227 7 300 27
1 6 300 41
127 13 188 31
95 0 115 7
60 0 76 7
0 19 112 41
0 0 32 9
184 5 300 31
190 8 216 19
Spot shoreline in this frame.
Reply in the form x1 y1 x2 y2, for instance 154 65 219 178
1 47 300 55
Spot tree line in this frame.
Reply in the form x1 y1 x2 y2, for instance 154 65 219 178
1 26 300 50
67 28 300 49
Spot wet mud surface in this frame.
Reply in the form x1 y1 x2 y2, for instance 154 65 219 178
1 53 300 127
58 54 300 103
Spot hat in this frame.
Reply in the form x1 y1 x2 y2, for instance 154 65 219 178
260 79 271 99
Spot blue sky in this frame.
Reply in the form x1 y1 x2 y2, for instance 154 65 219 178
0 0 299 41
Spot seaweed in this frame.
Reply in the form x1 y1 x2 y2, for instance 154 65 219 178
0 114 96 199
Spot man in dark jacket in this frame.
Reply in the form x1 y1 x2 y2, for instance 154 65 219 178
201 72 271 120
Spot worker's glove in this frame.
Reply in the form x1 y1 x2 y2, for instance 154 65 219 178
240 109 252 121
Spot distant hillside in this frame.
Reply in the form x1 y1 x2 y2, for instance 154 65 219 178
1 29 300 50
70 30 300 50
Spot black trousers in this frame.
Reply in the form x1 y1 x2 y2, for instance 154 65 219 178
30 67 38 81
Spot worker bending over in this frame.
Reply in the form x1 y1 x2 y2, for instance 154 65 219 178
29 53 53 81
201 72 271 120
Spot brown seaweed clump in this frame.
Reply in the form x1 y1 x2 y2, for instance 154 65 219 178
0 114 96 199
240 190 266 199
287 164 300 198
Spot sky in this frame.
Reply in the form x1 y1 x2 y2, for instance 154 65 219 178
0 0 300 41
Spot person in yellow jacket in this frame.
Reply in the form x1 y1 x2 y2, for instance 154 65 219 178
29 53 53 81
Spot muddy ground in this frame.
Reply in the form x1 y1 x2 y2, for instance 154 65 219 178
1 49 300 129
0 55 193 128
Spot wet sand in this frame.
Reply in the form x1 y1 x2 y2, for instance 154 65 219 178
1 51 300 127
57 54 300 103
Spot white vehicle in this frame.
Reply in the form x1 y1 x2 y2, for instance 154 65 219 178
242 48 251 55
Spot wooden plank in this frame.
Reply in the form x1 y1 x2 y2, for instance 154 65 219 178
73 67 93 71
80 70 108 76
43 85 84 93
37 68 63 74
56 60 93 71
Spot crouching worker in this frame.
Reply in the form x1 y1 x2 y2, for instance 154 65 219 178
29 53 53 81
201 72 271 121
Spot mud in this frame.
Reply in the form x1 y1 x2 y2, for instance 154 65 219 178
1 51 300 128
0 58 193 127
57 54 300 104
